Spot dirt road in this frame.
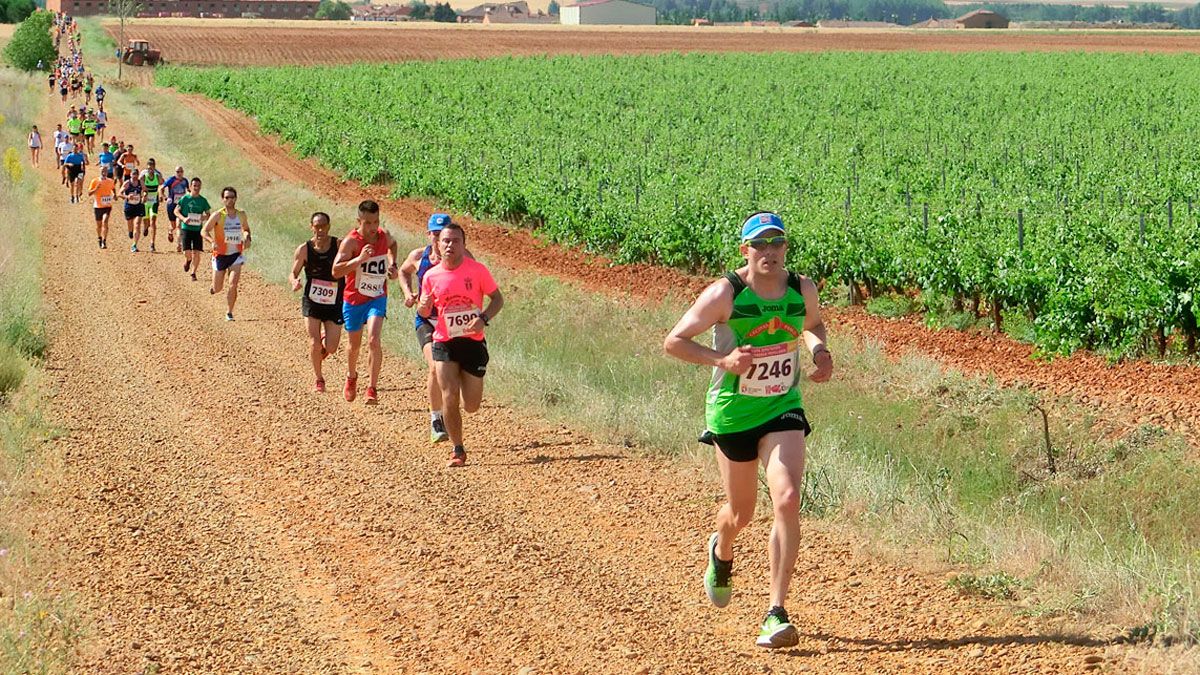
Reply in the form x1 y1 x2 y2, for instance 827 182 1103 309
29 105 1126 674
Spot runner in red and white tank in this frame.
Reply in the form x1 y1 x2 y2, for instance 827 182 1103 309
417 222 503 467
332 200 398 405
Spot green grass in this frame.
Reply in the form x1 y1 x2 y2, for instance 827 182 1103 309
0 69 79 672
103 59 1200 647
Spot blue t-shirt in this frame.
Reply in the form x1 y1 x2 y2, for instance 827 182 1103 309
64 152 85 167
163 175 189 202
98 151 113 166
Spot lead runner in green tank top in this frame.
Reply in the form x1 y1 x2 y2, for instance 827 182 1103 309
664 212 833 650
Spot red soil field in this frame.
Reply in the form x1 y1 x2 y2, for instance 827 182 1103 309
110 21 1200 67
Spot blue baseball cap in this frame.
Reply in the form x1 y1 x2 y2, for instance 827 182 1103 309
428 213 451 232
740 212 785 241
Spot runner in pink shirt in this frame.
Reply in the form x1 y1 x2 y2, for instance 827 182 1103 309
417 221 504 468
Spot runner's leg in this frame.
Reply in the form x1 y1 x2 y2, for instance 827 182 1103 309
307 317 324 380
760 431 806 608
365 314 384 391
434 360 465 446
212 267 226 295
460 372 484 413
226 265 242 315
346 329 363 379
714 446 761 562
323 321 342 356
423 342 443 412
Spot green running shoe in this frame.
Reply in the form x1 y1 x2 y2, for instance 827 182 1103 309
430 417 449 443
756 607 799 649
704 532 732 608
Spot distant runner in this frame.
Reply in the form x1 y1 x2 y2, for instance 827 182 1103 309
161 166 189 251
417 222 503 468
87 167 116 249
27 125 41 167
203 186 252 321
332 200 398 405
290 212 344 393
62 142 86 204
140 159 164 252
175 177 210 281
663 212 833 650
119 169 145 252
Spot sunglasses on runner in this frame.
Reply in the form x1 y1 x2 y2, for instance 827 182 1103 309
746 236 787 249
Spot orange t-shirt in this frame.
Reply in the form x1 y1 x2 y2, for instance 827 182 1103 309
90 177 116 208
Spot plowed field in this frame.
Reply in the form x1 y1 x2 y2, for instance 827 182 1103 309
108 21 1200 66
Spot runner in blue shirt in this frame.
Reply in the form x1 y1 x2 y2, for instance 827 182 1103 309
62 143 86 203
162 166 190 250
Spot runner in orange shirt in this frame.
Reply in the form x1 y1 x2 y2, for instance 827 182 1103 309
87 167 116 250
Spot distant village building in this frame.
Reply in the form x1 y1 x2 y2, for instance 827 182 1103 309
458 1 555 23
48 0 318 17
956 9 1008 28
560 0 656 25
351 3 414 20
815 19 900 28
910 9 1009 29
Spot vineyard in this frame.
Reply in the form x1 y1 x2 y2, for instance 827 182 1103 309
158 52 1200 357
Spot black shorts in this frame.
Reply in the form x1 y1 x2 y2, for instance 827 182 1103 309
416 321 434 350
123 203 143 221
431 337 489 379
213 252 245 272
166 203 178 223
93 206 111 220
66 166 82 181
302 297 344 324
181 229 203 251
711 409 811 463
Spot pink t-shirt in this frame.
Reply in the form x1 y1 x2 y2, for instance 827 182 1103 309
420 258 498 343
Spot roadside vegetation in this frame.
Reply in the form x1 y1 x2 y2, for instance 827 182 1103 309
0 69 77 672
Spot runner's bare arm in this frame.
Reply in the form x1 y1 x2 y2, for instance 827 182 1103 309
240 211 252 251
289 243 307 292
202 212 218 245
399 247 424 306
664 278 752 375
386 233 400 280
799 276 833 383
416 275 434 320
468 288 504 334
331 237 360 280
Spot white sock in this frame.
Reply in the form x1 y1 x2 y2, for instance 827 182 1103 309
431 410 443 422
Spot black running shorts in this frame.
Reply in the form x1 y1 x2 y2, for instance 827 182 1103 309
123 203 142 221
181 229 203 252
66 165 82 182
431 337 489 379
711 409 811 463
416 321 434 350
302 297 344 325
93 206 111 221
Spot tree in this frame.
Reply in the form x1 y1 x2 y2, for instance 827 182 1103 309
409 0 430 19
109 0 143 80
432 1 457 21
315 0 352 20
2 0 37 24
548 0 560 14
3 10 54 71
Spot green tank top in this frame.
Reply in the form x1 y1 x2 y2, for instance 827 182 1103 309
705 271 807 434
67 118 82 134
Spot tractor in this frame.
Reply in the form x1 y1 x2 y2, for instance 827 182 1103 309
121 39 163 67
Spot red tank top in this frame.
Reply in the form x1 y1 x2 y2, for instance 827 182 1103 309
344 228 390 306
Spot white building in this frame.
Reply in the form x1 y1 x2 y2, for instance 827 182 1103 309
560 0 656 25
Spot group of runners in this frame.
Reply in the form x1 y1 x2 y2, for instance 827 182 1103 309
40 12 834 650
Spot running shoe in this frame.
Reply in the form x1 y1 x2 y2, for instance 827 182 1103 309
97 237 102 249
183 259 190 272
447 446 466 468
101 239 106 249
225 312 234 322
756 607 799 649
167 231 174 243
142 226 149 237
431 417 449 443
704 532 733 608
190 272 197 281
131 243 138 253
365 386 378 405
315 377 326 393
150 244 156 253
343 375 358 402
